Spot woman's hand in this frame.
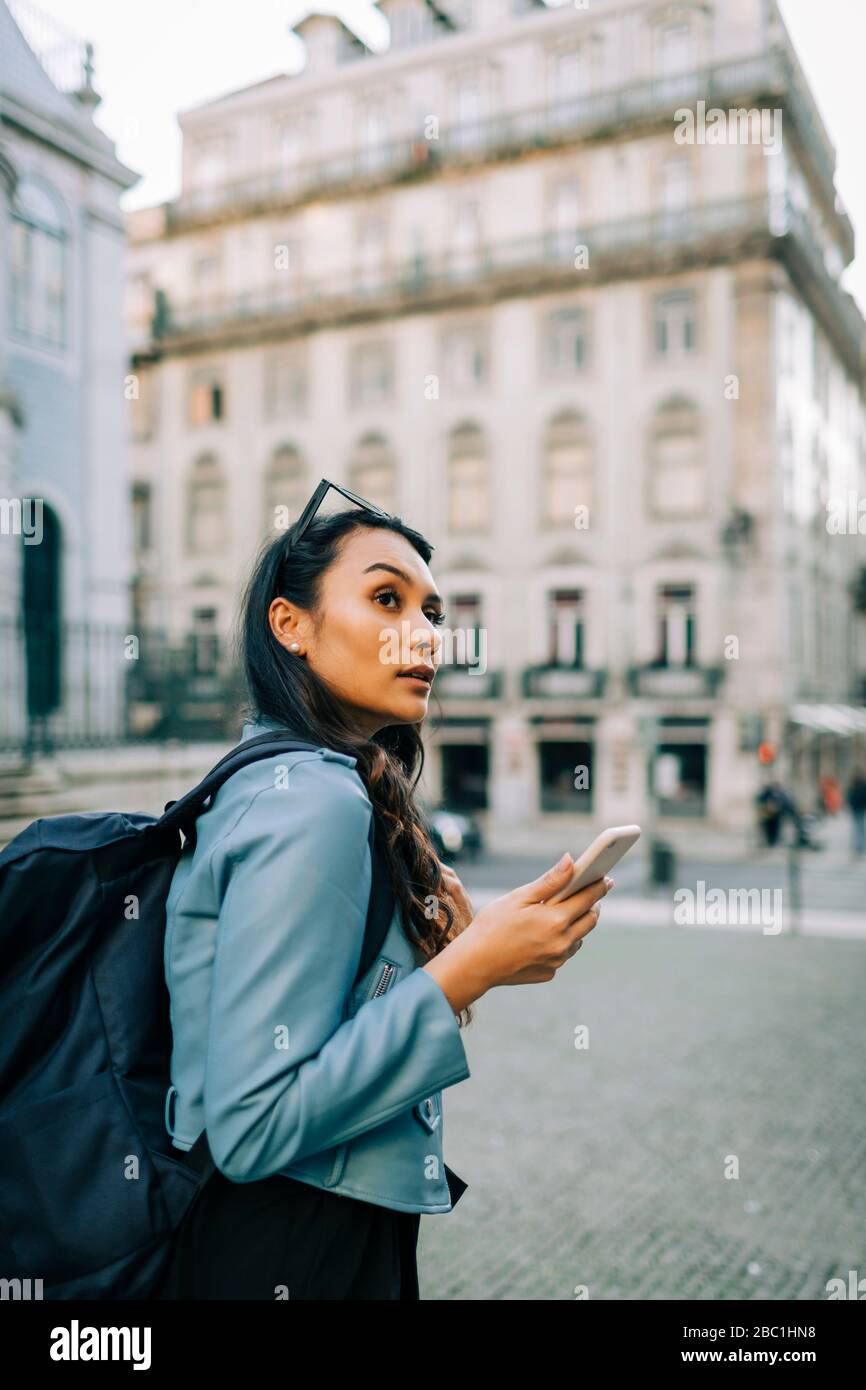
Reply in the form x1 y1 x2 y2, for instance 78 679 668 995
438 861 475 933
423 853 613 1014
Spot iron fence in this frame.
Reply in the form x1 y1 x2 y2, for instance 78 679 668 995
0 617 246 755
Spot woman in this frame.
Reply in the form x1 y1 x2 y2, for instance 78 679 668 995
157 485 612 1300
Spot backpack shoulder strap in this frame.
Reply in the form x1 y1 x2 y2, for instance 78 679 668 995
158 732 321 840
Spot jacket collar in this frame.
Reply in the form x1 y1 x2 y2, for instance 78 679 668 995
240 714 307 744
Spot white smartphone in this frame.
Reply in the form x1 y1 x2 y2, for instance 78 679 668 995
545 825 642 904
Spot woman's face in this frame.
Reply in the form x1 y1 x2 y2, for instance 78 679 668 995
269 526 445 738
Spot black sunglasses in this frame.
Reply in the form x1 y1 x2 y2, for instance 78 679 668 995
287 478 391 553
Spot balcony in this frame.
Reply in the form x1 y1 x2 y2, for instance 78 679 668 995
146 193 865 375
628 665 724 699
522 665 606 699
433 666 501 700
165 47 846 240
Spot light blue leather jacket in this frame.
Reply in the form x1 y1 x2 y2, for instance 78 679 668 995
162 715 471 1214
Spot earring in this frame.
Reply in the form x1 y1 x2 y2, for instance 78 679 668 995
290 642 301 652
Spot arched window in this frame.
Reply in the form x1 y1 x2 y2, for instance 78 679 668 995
648 396 704 516
263 445 307 536
22 500 62 725
447 423 488 532
541 410 594 527
10 177 69 347
348 433 397 513
186 454 227 553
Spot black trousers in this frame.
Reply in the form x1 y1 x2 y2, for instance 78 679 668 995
156 1165 421 1301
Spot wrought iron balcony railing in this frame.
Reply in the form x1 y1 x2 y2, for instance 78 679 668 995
432 667 502 700
150 193 865 374
627 664 725 699
166 47 846 235
522 665 606 699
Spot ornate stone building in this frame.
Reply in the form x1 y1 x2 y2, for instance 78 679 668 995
0 0 138 749
126 0 866 835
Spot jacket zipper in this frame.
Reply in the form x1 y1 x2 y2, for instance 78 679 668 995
371 962 396 998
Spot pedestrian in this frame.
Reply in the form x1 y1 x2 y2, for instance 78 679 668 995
756 780 787 846
818 775 843 816
156 479 612 1300
846 768 866 857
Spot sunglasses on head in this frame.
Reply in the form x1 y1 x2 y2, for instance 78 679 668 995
286 478 391 554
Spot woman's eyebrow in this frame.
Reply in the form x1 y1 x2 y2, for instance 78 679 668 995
362 562 443 607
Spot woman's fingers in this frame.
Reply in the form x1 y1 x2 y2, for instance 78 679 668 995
556 875 611 927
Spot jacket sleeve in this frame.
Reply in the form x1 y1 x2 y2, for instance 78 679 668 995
201 752 471 1183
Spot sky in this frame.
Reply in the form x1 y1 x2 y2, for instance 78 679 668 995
10 0 866 313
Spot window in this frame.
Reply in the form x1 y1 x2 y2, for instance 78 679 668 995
453 74 483 150
9 178 68 348
548 589 585 667
190 608 220 675
263 445 306 535
653 290 697 358
190 136 229 196
193 253 221 306
448 425 489 532
812 327 829 413
443 324 488 389
388 1 436 49
130 369 158 440
129 271 154 331
450 199 483 279
653 17 700 104
546 306 589 374
659 157 691 238
779 297 796 375
348 433 397 512
356 214 388 294
264 348 307 419
780 413 795 517
275 120 303 193
349 341 393 407
554 49 582 102
272 236 303 305
358 99 389 172
549 178 581 260
186 455 227 553
657 20 696 76
654 584 696 667
131 483 152 555
450 593 484 668
542 411 594 525
189 370 225 424
649 397 704 516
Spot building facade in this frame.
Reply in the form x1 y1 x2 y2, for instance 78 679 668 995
126 0 866 835
0 0 138 751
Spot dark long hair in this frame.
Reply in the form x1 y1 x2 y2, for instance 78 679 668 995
235 507 473 1027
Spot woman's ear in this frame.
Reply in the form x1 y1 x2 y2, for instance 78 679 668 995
269 597 305 652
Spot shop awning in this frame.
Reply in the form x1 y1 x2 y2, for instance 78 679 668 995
789 704 866 735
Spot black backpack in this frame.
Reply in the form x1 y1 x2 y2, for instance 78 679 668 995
0 732 396 1300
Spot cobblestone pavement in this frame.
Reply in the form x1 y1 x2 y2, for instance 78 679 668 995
418 872 866 1300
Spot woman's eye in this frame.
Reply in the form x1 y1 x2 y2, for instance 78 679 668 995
375 589 445 626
